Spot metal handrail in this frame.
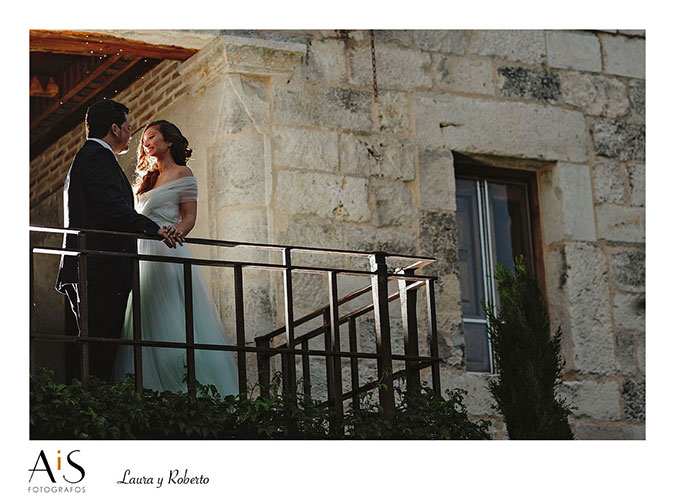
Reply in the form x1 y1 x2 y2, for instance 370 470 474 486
30 225 442 424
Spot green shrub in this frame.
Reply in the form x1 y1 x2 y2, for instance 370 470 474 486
485 257 574 439
345 383 491 439
30 369 491 440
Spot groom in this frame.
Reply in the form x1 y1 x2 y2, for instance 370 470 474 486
55 99 175 382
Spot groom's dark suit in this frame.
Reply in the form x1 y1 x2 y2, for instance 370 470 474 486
55 139 160 381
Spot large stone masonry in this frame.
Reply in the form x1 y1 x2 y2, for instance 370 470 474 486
29 29 645 439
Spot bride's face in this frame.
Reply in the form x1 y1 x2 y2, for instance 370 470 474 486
142 126 172 159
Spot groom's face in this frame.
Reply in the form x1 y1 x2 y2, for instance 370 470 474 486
117 114 132 154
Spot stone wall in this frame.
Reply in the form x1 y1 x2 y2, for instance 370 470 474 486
29 29 645 438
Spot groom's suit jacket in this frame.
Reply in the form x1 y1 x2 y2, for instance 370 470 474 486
55 140 160 295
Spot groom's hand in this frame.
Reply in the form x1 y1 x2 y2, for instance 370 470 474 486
164 226 185 246
157 227 176 248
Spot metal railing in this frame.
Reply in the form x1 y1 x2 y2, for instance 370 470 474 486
30 225 442 422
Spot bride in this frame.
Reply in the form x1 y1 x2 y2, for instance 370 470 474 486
113 120 238 397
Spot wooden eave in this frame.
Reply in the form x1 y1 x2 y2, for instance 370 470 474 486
30 30 197 60
29 30 198 160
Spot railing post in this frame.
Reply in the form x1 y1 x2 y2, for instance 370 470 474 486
77 233 90 383
398 268 420 391
348 316 360 410
183 263 196 399
256 337 271 397
233 264 247 396
426 279 441 395
328 271 344 433
369 252 395 419
29 245 36 376
282 248 297 396
322 309 335 409
301 338 311 398
132 257 143 395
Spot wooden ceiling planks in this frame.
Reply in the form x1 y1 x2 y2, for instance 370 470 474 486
29 30 197 159
29 30 197 61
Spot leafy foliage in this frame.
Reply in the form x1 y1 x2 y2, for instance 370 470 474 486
485 256 574 439
30 369 490 440
345 382 491 439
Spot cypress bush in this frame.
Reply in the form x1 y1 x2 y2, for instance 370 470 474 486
485 256 574 439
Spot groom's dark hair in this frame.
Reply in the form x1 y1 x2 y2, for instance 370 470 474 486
85 100 130 139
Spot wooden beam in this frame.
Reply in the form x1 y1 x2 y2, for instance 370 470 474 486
30 30 197 61
30 54 124 131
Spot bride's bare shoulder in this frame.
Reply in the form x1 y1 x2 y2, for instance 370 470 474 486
175 165 194 179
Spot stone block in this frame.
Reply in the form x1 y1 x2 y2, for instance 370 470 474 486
340 133 416 181
377 91 410 135
414 30 467 55
540 163 596 244
345 225 417 256
592 120 645 161
498 66 561 102
635 333 645 375
355 316 407 357
622 379 645 421
615 332 636 376
613 292 645 331
288 272 331 317
559 380 621 420
273 127 339 172
595 205 645 243
276 216 344 268
574 423 645 440
275 170 371 223
419 148 456 211
212 207 269 245
213 278 277 343
592 160 626 204
435 55 494 95
561 73 629 118
414 94 589 163
350 43 433 90
601 35 645 78
439 371 499 417
179 35 306 90
546 31 602 72
610 250 645 293
470 30 546 65
373 30 415 47
211 132 268 210
304 38 348 83
629 80 645 121
371 178 416 228
545 243 616 375
274 84 373 132
437 319 465 369
419 210 459 277
617 30 645 37
627 163 645 207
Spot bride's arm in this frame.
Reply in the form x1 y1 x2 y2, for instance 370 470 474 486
176 200 197 239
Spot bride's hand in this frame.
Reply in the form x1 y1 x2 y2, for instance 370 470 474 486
164 225 185 246
157 227 176 248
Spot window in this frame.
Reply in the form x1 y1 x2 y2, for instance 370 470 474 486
454 155 543 373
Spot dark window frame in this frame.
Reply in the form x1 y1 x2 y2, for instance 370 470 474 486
454 154 547 372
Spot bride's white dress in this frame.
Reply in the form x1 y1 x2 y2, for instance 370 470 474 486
113 176 238 397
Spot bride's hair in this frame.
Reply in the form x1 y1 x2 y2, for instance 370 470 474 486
134 120 193 196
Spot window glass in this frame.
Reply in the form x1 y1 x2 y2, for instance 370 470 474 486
487 182 533 274
456 178 485 320
455 173 536 373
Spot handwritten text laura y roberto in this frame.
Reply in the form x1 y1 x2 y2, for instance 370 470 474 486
117 469 209 488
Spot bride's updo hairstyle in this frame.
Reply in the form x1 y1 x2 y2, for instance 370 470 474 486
135 120 193 196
